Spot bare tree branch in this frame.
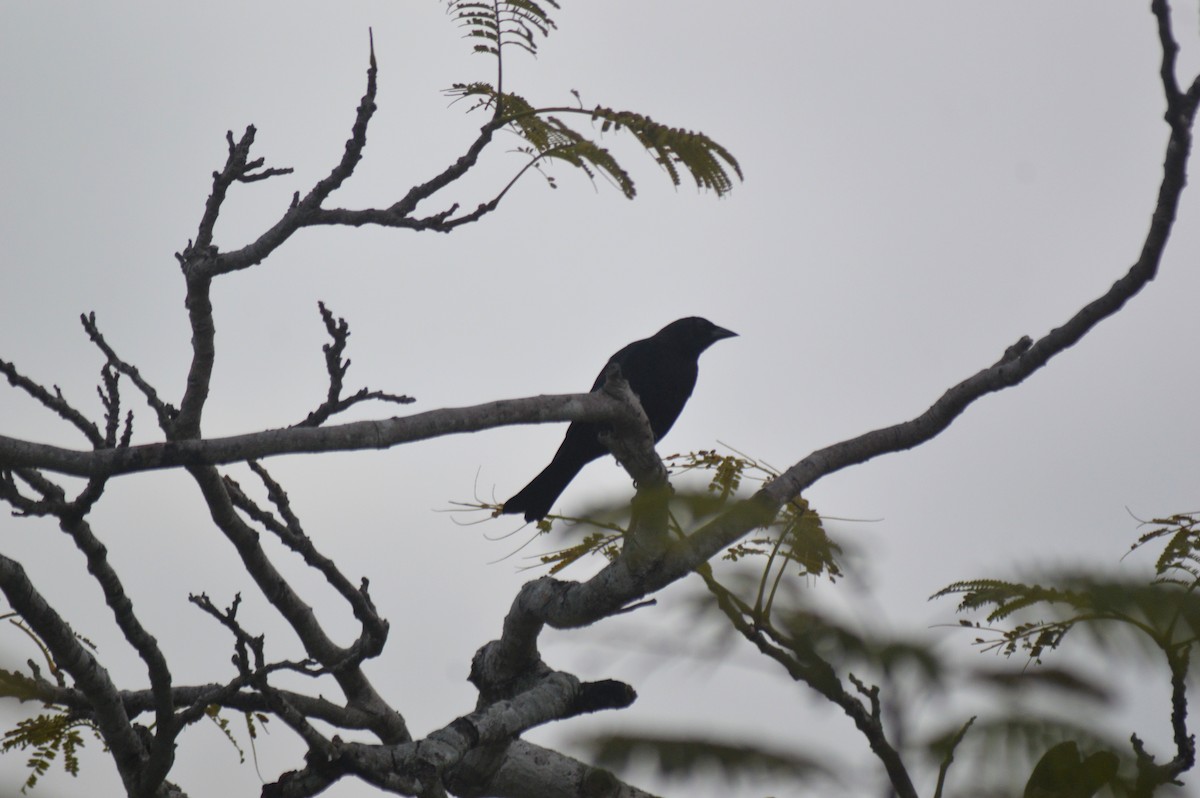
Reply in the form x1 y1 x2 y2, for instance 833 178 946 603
264 670 635 798
295 302 414 428
0 357 104 447
186 463 410 735
0 390 654 476
226 461 389 664
754 57 1199 519
82 312 177 432
692 564 919 798
204 38 379 278
191 127 295 258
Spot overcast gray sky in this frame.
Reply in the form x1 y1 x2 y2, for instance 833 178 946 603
2 2 1200 796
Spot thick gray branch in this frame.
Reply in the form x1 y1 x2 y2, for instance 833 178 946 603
0 554 148 795
265 671 637 797
461 739 660 798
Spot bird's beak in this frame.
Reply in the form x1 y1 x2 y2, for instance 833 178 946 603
712 325 738 341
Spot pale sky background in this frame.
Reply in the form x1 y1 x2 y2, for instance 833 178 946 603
2 2 1200 797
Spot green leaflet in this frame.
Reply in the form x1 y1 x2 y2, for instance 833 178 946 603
1 714 96 792
447 0 560 58
444 81 741 199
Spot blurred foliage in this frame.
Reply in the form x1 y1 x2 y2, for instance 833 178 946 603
589 733 835 788
931 512 1200 796
935 512 1200 665
550 452 1199 797
532 449 839 589
0 670 41 704
1023 740 1119 798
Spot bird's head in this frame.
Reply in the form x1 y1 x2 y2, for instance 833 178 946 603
657 317 738 355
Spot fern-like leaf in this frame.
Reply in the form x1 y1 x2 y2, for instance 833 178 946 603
444 84 742 198
448 85 639 196
937 573 1200 663
541 530 622 574
1 713 96 792
934 579 1086 623
589 106 743 195
1130 512 1200 578
447 0 559 58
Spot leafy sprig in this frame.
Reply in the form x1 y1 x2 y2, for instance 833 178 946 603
1 714 97 793
446 84 741 198
447 0 560 58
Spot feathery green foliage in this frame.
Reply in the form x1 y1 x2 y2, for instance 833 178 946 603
934 574 1200 661
443 2 740 198
447 84 638 197
678 449 841 617
925 715 1122 769
541 528 623 573
589 106 743 194
446 84 741 198
446 0 559 58
486 449 1200 794
1 714 97 793
205 706 270 764
1132 511 1200 583
935 512 1200 660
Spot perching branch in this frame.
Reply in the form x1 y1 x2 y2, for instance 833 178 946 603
0 390 660 477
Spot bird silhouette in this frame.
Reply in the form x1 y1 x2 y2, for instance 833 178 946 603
502 317 737 521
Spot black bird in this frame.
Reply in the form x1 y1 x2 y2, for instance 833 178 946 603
502 317 737 521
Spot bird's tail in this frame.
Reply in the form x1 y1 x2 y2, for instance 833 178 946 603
501 456 586 522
